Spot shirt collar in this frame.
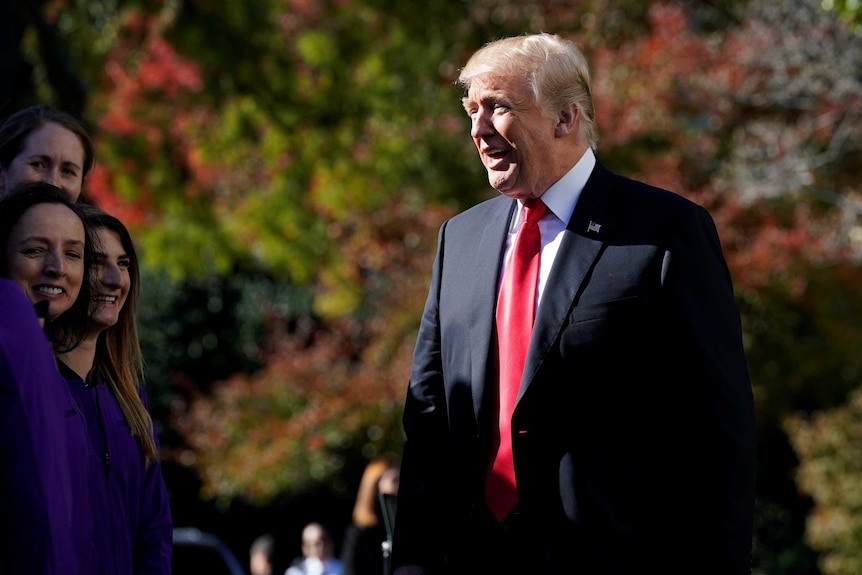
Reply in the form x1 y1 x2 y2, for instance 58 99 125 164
517 147 595 226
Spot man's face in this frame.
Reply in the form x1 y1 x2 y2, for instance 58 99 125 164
301 525 326 560
462 73 559 201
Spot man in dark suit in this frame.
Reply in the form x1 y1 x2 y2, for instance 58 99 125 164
392 33 757 575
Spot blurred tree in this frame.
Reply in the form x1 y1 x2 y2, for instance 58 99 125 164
786 361 862 575
824 0 862 27
0 0 88 117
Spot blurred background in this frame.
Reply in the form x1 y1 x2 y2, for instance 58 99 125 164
3 0 862 573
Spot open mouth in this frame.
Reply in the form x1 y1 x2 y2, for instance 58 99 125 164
483 147 508 159
484 148 512 169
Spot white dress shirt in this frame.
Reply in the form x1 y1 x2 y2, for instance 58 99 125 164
498 147 596 308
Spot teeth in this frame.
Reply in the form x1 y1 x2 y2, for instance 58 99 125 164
93 295 117 303
36 287 63 295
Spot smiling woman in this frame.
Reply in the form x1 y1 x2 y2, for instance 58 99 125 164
55 205 173 575
5 202 85 316
0 181 95 351
0 181 100 572
0 105 95 201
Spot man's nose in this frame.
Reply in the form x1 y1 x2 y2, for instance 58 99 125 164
470 110 494 139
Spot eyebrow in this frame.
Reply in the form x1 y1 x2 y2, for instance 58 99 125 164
25 154 83 171
463 91 516 107
93 252 131 260
19 236 85 247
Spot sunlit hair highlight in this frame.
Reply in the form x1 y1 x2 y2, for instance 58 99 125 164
457 32 599 150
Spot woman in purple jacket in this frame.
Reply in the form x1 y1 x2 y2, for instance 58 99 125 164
0 182 98 574
56 206 173 574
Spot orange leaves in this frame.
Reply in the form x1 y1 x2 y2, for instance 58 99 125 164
85 164 150 228
591 4 712 148
174 326 409 503
785 388 862 574
100 14 203 138
136 34 203 96
169 197 446 503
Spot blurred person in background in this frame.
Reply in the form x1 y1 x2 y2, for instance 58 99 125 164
55 205 173 574
0 182 98 574
287 522 344 575
250 533 276 575
0 104 95 201
341 458 400 575
251 533 292 575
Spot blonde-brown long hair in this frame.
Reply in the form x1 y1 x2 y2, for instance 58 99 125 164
352 457 399 528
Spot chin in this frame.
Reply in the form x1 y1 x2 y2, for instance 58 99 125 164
91 316 119 331
495 187 531 201
47 303 69 321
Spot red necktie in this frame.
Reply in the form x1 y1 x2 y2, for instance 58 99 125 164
486 198 548 521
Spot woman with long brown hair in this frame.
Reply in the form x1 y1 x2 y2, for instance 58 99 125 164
56 205 172 574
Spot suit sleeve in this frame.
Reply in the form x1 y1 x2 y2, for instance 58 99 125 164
664 205 757 573
392 221 452 574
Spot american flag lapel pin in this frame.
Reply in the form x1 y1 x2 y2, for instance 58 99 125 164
587 220 601 233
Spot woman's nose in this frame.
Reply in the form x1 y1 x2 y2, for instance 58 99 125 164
100 264 123 287
43 168 61 187
44 249 66 277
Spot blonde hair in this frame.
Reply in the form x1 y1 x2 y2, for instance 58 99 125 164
352 458 398 528
458 33 599 150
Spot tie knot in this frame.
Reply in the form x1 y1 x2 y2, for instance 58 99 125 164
523 199 548 224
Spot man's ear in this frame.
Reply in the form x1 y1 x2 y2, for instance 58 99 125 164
554 104 579 138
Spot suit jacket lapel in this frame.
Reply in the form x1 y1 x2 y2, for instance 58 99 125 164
517 162 616 404
471 197 516 423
